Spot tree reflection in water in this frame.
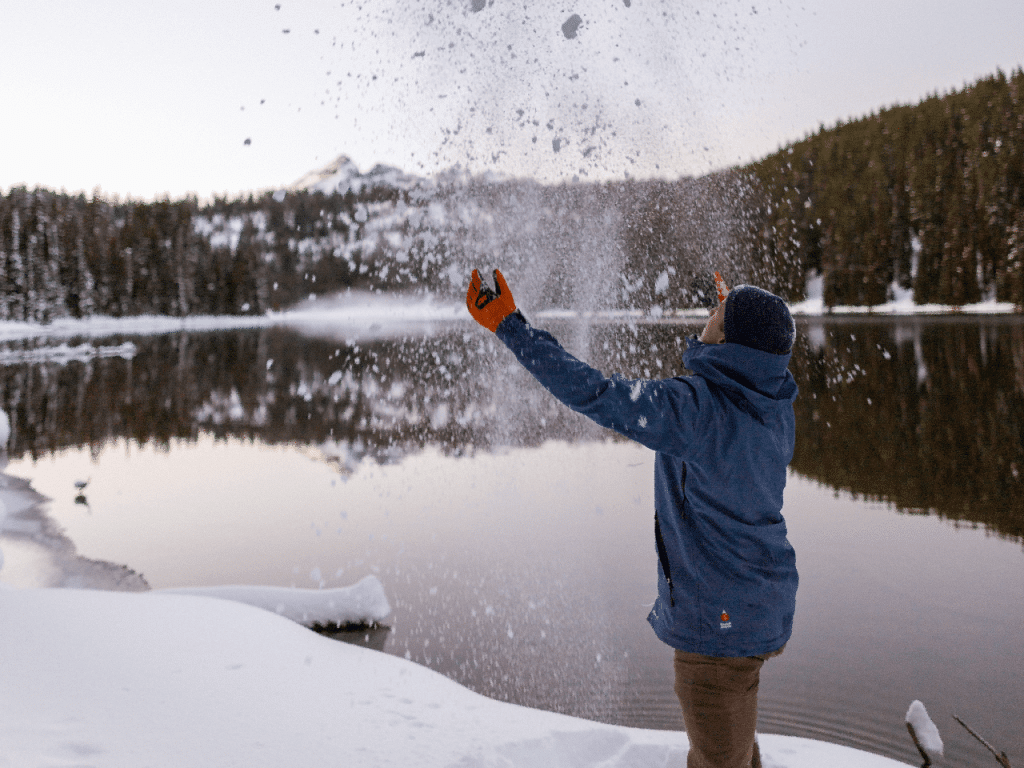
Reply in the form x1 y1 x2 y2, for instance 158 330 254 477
0 315 1020 542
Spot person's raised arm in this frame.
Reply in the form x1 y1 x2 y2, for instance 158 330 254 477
465 268 704 457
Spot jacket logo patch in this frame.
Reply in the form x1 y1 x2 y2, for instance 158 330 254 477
720 610 732 630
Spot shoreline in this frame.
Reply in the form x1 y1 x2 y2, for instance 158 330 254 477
0 296 1017 344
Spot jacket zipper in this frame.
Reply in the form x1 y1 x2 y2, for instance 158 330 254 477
654 510 675 607
654 463 687 609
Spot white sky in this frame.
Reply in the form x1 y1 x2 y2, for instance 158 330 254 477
1 0 1022 199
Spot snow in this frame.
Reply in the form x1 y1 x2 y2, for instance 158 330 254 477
288 154 428 196
0 313 278 343
0 282 1014 349
629 379 644 401
905 700 944 760
788 271 1016 315
0 584 913 768
0 294 466 345
160 575 391 628
654 270 671 295
788 293 1018 316
0 450 913 768
282 292 465 329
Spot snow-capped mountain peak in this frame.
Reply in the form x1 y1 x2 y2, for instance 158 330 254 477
288 155 426 196
288 155 362 194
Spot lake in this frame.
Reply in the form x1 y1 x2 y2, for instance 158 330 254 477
1 312 1021 768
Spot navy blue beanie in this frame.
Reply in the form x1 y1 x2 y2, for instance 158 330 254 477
724 285 796 355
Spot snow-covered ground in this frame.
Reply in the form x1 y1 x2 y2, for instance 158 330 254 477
0 586 911 768
787 269 1019 315
0 293 466 346
788 292 1018 316
0 279 1017 348
0 585 909 768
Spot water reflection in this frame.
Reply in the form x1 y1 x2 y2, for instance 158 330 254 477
790 316 1024 540
1 316 1021 539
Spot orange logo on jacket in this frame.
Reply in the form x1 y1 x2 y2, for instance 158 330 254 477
720 610 732 630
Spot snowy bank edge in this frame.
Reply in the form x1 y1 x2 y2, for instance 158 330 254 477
0 296 1018 344
0 460 389 629
159 574 391 627
0 587 913 768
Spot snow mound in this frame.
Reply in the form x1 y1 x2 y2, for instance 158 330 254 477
905 700 943 759
160 574 391 627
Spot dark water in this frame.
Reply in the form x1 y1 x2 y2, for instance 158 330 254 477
1 314 1021 768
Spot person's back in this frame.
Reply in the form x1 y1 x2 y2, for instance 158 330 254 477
646 333 798 659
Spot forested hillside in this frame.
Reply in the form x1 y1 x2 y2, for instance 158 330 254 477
0 184 406 322
0 173 755 320
2 67 1023 321
748 68 1024 308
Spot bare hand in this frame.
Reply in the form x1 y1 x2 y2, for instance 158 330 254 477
700 301 726 344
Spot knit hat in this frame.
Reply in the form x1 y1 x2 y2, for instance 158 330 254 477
723 285 796 355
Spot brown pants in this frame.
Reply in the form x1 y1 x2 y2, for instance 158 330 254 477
674 648 783 768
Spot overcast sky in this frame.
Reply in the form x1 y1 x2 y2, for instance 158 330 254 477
2 0 1022 199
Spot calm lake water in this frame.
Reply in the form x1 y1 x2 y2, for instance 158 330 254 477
1 314 1021 768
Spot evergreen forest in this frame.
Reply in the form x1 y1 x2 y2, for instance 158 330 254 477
2 68 1023 321
750 68 1024 309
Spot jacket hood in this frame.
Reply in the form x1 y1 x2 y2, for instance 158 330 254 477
683 336 798 407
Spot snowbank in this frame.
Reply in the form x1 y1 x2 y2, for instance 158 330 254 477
788 294 1017 316
0 586 912 768
787 270 1018 315
0 292 468 345
0 313 277 343
160 575 391 628
0 290 1015 347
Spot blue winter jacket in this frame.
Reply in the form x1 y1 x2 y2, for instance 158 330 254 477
496 312 799 657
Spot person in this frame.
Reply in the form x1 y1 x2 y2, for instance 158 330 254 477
465 268 799 768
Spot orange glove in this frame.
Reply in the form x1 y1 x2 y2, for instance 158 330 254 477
466 268 517 332
714 271 730 303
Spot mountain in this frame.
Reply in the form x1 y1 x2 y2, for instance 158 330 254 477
288 155 428 196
